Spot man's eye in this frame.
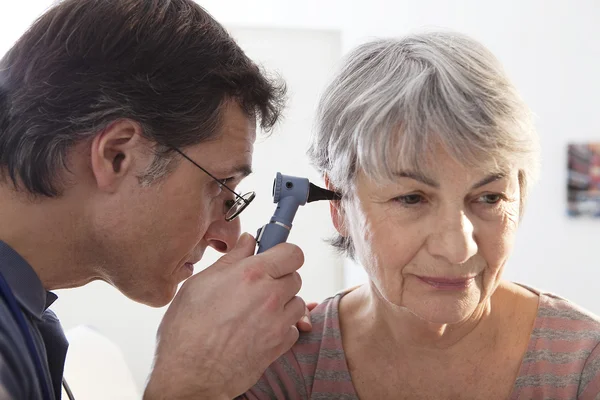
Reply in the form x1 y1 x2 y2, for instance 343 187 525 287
224 199 235 208
214 178 232 192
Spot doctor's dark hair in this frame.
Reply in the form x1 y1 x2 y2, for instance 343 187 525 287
0 0 285 197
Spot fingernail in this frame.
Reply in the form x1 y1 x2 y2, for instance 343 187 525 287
301 315 311 325
238 232 253 245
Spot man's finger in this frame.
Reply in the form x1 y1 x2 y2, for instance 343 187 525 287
274 325 300 359
257 243 304 279
211 232 256 268
283 296 306 327
296 305 313 332
273 272 303 306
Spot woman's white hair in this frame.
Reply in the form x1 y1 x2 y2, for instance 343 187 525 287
307 31 539 259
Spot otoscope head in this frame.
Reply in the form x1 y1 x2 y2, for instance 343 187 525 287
272 173 311 205
307 182 341 203
272 172 341 204
256 172 341 254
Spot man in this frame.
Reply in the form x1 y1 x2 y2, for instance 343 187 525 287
0 0 312 398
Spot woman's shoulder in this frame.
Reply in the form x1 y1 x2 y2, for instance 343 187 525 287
292 292 345 377
515 283 600 332
298 293 343 343
515 284 600 398
537 289 600 334
525 284 600 356
241 293 347 400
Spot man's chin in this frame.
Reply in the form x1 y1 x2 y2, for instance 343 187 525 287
142 294 175 308
120 283 178 308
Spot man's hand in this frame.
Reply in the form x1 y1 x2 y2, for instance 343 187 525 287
296 302 318 332
144 233 306 400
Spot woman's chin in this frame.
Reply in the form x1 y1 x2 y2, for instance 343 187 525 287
387 288 482 325
398 276 484 324
407 303 477 325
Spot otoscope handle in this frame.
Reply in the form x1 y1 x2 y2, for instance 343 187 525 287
256 221 291 254
255 191 302 254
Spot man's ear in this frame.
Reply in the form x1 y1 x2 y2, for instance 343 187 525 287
324 174 348 237
90 119 148 192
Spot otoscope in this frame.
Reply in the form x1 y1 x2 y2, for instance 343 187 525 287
255 173 341 254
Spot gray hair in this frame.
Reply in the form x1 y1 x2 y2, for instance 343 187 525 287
307 31 540 259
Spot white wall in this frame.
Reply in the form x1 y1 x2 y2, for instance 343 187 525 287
2 0 600 394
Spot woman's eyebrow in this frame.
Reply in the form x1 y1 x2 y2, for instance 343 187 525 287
394 170 439 188
471 173 507 189
394 170 507 190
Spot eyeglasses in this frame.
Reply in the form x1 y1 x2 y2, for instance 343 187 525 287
172 148 255 221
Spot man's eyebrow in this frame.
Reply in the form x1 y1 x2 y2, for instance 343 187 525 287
471 173 506 189
394 170 439 188
228 164 253 178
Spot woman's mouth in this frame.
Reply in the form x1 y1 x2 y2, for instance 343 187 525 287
417 276 475 290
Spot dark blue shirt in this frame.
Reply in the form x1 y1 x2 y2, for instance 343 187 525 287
0 241 68 399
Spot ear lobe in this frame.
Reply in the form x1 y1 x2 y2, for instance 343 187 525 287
90 119 147 192
324 174 348 237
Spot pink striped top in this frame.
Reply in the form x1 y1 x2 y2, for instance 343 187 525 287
242 287 600 399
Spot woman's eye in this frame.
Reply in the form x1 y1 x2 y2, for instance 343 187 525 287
479 193 503 204
396 194 425 205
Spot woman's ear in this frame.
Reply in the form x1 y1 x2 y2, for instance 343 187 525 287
324 174 348 237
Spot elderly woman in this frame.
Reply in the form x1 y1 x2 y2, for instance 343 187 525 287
243 31 600 399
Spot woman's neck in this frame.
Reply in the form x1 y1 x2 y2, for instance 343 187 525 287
339 282 506 356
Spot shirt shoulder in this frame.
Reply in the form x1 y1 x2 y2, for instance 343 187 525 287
0 301 34 399
536 291 600 346
514 291 600 398
241 295 343 400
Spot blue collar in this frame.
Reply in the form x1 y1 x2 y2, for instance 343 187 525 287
0 241 57 320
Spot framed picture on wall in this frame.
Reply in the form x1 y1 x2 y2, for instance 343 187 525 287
567 143 600 217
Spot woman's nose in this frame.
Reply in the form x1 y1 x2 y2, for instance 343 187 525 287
426 210 478 264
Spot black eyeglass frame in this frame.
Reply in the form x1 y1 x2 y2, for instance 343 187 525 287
172 147 255 221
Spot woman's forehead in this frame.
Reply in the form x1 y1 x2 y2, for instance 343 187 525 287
362 140 516 183
399 157 512 180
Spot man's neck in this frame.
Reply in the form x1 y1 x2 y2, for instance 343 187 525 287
0 185 95 291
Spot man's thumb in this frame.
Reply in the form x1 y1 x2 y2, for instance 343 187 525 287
218 232 256 264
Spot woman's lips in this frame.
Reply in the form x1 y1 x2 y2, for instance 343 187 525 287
417 276 475 290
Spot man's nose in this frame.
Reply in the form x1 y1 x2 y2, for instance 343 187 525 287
204 202 242 253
